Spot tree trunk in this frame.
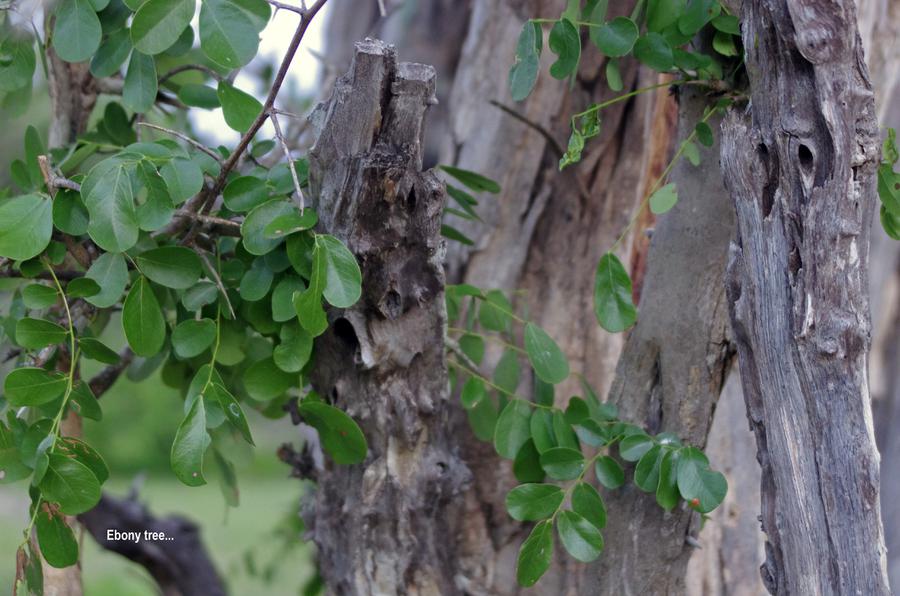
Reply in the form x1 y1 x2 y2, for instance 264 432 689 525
720 0 890 591
589 87 735 596
304 39 469 595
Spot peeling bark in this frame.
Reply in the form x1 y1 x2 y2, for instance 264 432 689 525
721 0 890 592
305 40 469 595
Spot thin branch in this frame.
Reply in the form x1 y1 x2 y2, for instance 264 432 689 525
489 100 566 158
88 349 134 398
182 0 330 244
198 251 236 320
175 210 241 233
137 123 223 163
158 64 223 84
265 0 304 13
270 109 305 211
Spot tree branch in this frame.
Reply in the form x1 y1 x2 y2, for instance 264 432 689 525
137 123 223 163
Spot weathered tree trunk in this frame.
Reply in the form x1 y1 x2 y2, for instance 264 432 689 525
304 40 469 594
590 87 736 596
721 0 890 592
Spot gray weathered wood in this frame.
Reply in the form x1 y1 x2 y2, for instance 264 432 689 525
721 0 890 592
305 39 469 595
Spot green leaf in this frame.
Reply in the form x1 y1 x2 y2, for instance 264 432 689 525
459 333 485 365
57 437 108 484
506 483 564 521
16 318 67 350
572 481 606 529
516 520 553 587
656 449 680 511
218 81 262 133
241 200 295 255
593 252 637 333
52 189 90 236
90 27 132 77
315 235 362 309
619 432 653 461
264 210 319 239
199 0 265 69
530 409 556 453
223 175 268 212
171 319 216 358
178 84 221 109
647 0 684 31
712 30 738 56
634 445 664 492
122 51 158 113
441 224 474 245
478 289 513 332
508 20 542 102
131 0 195 55
239 258 274 302
170 393 211 486
35 503 78 568
524 323 569 385
493 399 531 459
122 276 166 357
298 400 368 465
712 14 740 35
594 455 625 489
494 349 521 394
683 141 701 166
548 18 581 80
676 446 727 512
271 276 305 322
539 446 584 480
592 17 638 57
22 284 59 309
81 156 139 253
70 382 102 420
182 281 219 311
557 510 603 562
273 325 313 373
209 383 254 445
53 0 102 63
135 246 202 289
0 33 36 92
294 246 328 336
466 395 498 441
243 357 294 401
881 206 900 240
513 439 545 483
633 33 674 72
0 194 52 261
649 182 678 215
678 0 719 36
40 453 101 515
160 157 204 204
84 253 128 307
460 377 486 409
439 165 501 194
4 368 67 407
66 278 101 298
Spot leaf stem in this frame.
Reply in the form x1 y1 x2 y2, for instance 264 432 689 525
447 359 553 410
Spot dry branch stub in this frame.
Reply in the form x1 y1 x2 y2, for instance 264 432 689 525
304 39 470 595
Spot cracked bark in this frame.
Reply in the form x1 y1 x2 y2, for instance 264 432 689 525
304 40 469 595
721 0 890 592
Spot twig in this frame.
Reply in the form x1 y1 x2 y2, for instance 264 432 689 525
377 0 386 17
88 349 134 398
265 0 304 13
489 100 566 158
445 337 480 372
198 251 236 319
270 109 306 211
181 0 330 244
158 64 223 84
175 210 241 233
137 123 222 163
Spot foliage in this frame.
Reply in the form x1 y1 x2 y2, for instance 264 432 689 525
0 0 363 590
445 284 727 586
880 128 900 240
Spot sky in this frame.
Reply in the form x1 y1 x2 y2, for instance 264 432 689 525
190 3 331 146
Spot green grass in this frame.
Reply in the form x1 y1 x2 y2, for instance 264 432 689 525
0 476 315 595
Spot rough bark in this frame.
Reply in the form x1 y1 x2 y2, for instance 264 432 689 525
590 88 736 596
304 40 469 595
721 0 890 592
79 493 226 596
685 372 766 596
